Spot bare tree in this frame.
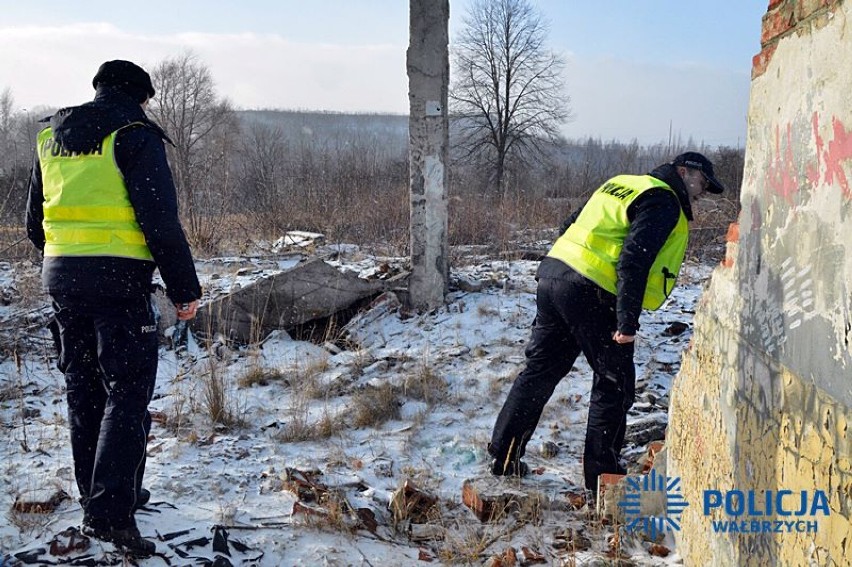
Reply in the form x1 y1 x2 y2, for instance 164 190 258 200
0 88 13 134
147 52 237 250
236 120 291 232
451 0 569 193
0 87 17 225
0 89 33 229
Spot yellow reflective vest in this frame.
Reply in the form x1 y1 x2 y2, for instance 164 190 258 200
547 174 688 310
37 125 153 261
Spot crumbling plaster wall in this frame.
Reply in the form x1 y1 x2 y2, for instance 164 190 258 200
668 1 852 565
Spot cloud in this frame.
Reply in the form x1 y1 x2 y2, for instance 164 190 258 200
0 23 749 146
0 23 408 114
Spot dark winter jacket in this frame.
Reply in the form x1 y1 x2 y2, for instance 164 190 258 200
26 87 201 303
538 163 690 334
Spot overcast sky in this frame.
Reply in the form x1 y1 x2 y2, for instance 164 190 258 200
0 0 766 146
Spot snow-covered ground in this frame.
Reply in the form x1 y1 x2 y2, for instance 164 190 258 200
0 245 712 566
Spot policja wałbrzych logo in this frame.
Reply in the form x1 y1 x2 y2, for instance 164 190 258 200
617 469 689 540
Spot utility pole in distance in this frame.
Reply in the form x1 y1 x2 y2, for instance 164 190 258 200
407 0 449 311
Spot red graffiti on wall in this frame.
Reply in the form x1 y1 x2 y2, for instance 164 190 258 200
767 123 799 203
793 112 852 200
820 116 852 198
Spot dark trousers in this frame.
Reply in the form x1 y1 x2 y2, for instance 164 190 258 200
52 293 158 529
489 271 635 491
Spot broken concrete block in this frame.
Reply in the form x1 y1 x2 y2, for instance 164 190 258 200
193 258 386 343
152 286 177 334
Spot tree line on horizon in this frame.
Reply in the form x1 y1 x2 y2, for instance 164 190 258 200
0 0 743 260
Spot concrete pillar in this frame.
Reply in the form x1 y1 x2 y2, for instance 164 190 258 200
407 0 449 311
668 1 852 564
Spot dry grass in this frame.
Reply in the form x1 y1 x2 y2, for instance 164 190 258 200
351 383 401 428
159 381 194 435
434 521 509 565
6 505 57 535
686 194 741 262
314 408 345 439
476 302 500 318
200 358 246 429
448 192 564 252
0 227 37 262
130 163 736 264
275 392 344 443
403 360 448 406
236 365 288 388
210 182 410 256
5 479 71 536
281 359 329 399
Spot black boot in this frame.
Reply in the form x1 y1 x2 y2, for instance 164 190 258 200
488 442 530 477
135 488 151 510
490 457 530 477
82 521 155 557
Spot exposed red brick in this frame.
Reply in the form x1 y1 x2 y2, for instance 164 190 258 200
462 481 532 523
721 222 740 268
462 481 494 522
761 4 797 46
796 0 838 21
641 441 666 474
599 473 625 487
725 222 740 243
596 473 626 514
752 43 778 79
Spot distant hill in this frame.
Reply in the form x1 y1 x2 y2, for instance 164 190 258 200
237 109 409 147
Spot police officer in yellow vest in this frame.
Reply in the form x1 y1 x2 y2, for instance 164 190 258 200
489 152 724 493
26 60 201 556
